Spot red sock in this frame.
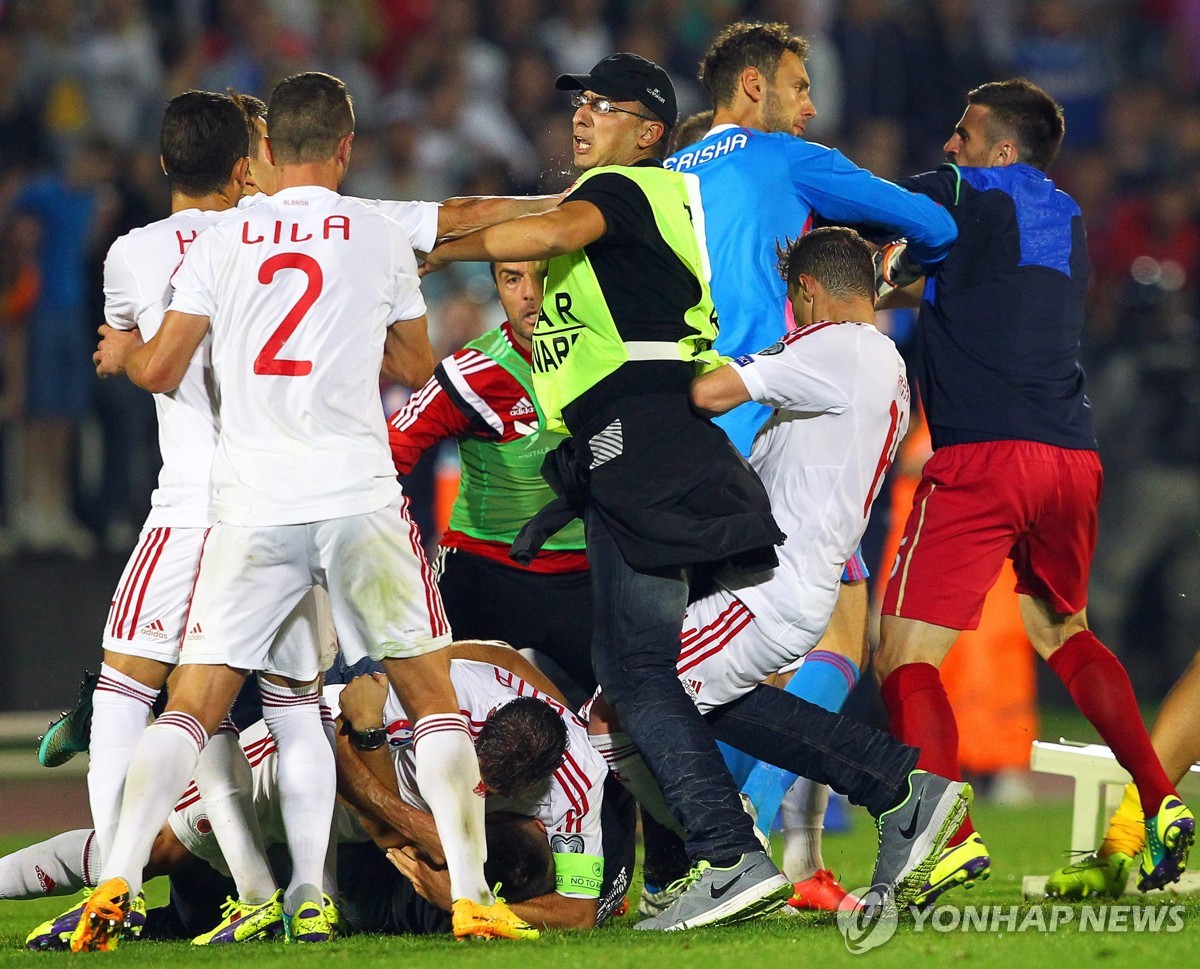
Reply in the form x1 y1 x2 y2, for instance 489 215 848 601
1048 630 1176 817
880 663 975 845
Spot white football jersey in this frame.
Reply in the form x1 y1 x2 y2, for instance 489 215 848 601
724 320 910 643
168 186 427 525
103 209 227 527
382 658 607 897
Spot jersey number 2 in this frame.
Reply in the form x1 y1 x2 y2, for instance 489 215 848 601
254 253 322 376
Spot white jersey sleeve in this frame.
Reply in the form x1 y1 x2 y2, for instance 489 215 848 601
102 235 141 331
384 225 427 323
732 323 853 414
362 198 440 254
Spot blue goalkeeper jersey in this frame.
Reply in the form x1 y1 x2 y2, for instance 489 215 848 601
666 125 957 455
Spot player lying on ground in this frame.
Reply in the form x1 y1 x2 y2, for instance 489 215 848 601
9 727 555 948
334 639 634 931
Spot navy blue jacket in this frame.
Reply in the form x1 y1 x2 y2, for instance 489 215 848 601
900 163 1097 452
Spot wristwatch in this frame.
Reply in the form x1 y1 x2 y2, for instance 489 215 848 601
348 725 387 751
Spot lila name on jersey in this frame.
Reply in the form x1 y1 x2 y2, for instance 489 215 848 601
241 217 351 245
664 131 749 171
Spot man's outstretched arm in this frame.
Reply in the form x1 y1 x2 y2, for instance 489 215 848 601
436 194 566 242
424 202 607 273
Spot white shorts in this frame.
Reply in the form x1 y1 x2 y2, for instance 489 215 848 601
677 589 816 714
182 497 451 679
169 721 368 874
103 526 208 664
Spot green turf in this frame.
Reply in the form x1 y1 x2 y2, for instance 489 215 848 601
2 795 1194 967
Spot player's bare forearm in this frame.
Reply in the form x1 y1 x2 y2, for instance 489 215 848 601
511 893 598 931
436 194 566 241
334 727 445 863
448 641 571 706
103 311 208 392
690 364 751 417
423 202 606 273
383 315 436 388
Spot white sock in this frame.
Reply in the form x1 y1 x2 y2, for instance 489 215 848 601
88 664 159 865
319 699 338 900
259 678 334 915
412 714 490 905
590 731 685 837
780 777 828 881
102 711 207 896
193 720 275 904
0 830 97 898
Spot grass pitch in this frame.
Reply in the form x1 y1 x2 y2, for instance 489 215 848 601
2 793 1195 968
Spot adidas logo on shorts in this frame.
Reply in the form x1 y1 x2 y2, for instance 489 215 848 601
137 619 169 641
185 622 204 641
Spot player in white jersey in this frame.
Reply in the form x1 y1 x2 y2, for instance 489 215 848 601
29 93 319 952
335 643 614 930
682 226 910 712
82 73 535 950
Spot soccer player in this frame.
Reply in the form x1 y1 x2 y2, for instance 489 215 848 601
1045 651 1200 898
664 21 958 906
423 53 795 929
13 704 561 946
32 91 324 947
82 72 535 949
336 641 630 930
872 78 1195 906
388 261 594 703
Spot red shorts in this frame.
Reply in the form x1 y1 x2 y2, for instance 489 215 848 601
881 440 1102 630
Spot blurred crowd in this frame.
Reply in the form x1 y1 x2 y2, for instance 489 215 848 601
0 0 1196 686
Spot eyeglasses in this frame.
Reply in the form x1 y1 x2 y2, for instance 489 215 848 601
570 92 655 121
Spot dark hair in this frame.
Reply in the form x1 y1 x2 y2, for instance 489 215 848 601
966 78 1065 171
476 697 567 799
160 91 250 196
266 72 355 165
483 812 556 903
699 22 809 109
669 110 714 154
777 227 875 299
229 89 268 155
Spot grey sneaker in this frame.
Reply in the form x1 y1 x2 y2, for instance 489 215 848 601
870 770 973 907
634 850 792 931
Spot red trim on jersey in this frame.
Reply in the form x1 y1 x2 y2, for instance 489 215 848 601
780 320 851 347
440 530 588 574
499 321 533 363
387 322 547 476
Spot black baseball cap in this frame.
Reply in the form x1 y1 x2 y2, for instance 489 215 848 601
555 53 677 127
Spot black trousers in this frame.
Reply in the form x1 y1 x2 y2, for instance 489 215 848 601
437 546 595 706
